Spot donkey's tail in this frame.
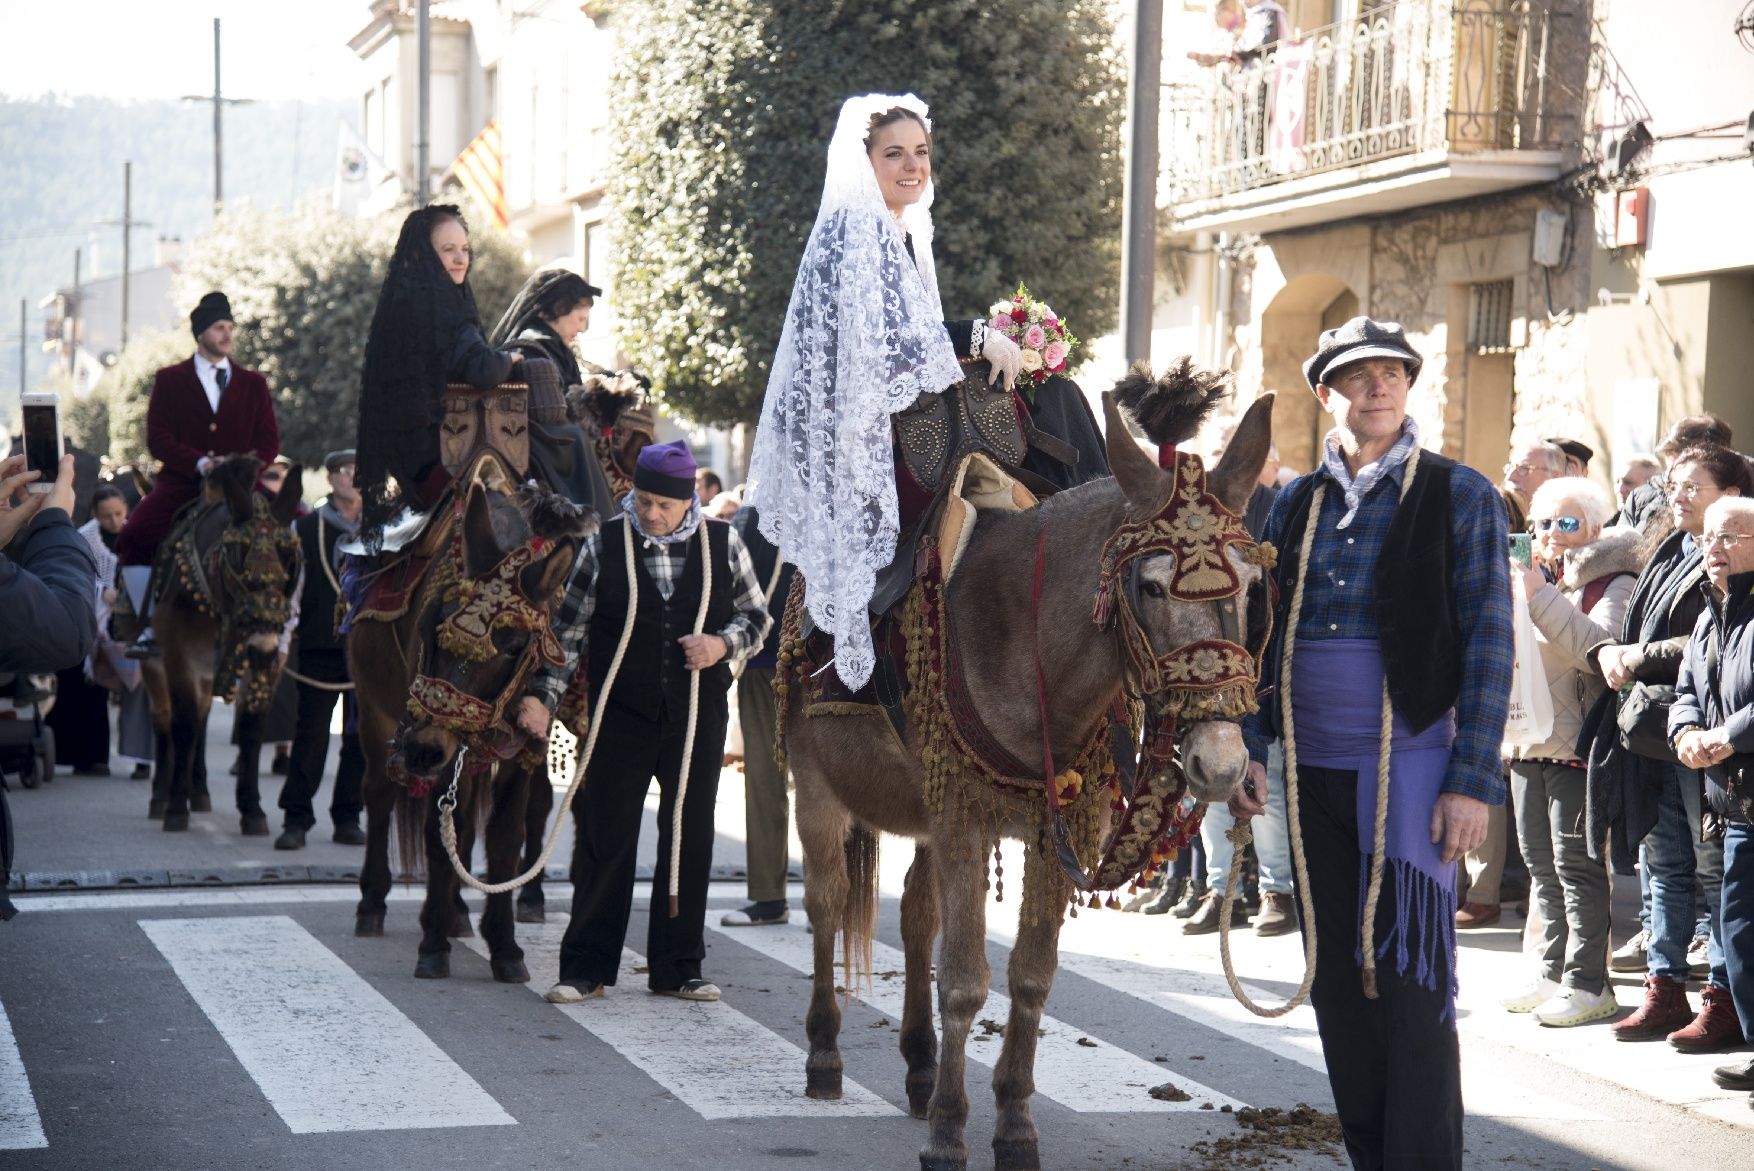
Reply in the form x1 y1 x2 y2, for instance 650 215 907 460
391 787 428 882
841 823 880 995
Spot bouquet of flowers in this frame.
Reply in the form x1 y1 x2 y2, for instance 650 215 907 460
986 283 1079 402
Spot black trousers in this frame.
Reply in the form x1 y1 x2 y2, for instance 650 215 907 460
276 650 364 831
1298 765 1463 1171
560 695 727 990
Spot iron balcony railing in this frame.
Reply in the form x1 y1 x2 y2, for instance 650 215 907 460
1163 0 1577 207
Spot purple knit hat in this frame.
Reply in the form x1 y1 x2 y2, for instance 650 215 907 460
633 438 698 500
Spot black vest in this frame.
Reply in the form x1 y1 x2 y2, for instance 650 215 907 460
1262 453 1460 735
294 507 351 656
587 516 736 723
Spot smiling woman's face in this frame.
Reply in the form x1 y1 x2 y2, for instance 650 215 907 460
867 118 931 216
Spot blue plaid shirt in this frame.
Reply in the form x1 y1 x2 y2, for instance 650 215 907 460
1243 457 1514 804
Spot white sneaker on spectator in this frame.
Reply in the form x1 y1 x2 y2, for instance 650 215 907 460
1609 929 1650 973
1687 933 1711 977
1500 976 1560 1013
1533 987 1619 1027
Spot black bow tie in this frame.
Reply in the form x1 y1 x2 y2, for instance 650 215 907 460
215 366 229 392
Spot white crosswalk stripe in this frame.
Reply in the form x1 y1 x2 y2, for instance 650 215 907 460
140 915 516 1133
0 997 47 1150
708 920 1246 1113
462 918 900 1119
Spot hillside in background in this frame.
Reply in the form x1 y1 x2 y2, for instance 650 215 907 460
0 94 353 415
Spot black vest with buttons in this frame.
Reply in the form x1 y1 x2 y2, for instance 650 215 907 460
587 515 736 723
1260 453 1460 736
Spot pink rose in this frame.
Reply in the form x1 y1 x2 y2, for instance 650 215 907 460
1043 341 1068 370
990 313 1013 332
1044 315 1059 330
1023 324 1046 349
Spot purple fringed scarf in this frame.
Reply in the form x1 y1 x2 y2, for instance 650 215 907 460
1290 639 1459 1019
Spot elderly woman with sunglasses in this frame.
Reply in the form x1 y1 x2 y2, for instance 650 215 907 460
1501 475 1643 1026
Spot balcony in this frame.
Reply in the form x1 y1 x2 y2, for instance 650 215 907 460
1162 0 1580 236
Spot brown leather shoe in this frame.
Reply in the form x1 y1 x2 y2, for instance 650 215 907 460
1182 891 1243 935
1454 901 1501 928
1611 974 1693 1042
1669 983 1746 1053
1253 892 1298 937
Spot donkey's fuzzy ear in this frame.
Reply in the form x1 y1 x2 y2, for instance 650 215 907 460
270 464 304 526
1209 393 1275 516
1103 391 1171 513
460 482 502 579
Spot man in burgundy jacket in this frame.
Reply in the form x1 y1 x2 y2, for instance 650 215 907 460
115 291 279 655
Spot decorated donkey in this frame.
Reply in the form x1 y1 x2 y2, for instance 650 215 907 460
141 453 303 833
779 364 1275 1171
347 452 592 983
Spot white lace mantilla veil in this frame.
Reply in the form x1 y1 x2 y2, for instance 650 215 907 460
745 92 965 690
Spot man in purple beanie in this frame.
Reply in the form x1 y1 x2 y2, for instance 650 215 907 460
515 438 772 1004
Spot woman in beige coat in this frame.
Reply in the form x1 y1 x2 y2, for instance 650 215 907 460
1501 476 1642 1026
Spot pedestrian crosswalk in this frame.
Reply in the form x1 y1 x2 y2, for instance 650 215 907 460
2 884 1750 1159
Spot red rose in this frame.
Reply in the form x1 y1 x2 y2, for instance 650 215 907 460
1011 307 1026 322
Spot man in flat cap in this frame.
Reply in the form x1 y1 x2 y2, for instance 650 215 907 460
114 291 280 656
1232 316 1513 1169
274 450 365 850
516 438 772 1005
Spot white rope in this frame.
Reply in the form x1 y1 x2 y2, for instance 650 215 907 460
438 518 641 895
667 521 713 916
1217 445 1421 1012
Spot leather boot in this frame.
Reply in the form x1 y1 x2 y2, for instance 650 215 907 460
1669 983 1746 1053
1253 892 1297 937
1141 876 1187 915
1610 974 1692 1042
1171 878 1209 919
1183 890 1247 935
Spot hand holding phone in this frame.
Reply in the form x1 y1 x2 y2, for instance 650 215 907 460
20 392 63 496
1508 532 1532 569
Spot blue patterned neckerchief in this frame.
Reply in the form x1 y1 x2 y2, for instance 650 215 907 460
1319 416 1421 530
621 491 702 548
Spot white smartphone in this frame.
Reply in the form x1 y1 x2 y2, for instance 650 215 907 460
20 391 63 494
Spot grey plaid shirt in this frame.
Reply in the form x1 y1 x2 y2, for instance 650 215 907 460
529 517 772 710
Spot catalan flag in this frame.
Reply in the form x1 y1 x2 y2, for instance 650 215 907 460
450 121 507 229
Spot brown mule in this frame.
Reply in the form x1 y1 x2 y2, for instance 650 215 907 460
784 374 1275 1171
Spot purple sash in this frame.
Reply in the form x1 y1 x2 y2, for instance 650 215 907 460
1290 639 1458 1015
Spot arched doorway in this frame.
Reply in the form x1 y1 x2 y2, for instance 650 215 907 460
1259 274 1359 475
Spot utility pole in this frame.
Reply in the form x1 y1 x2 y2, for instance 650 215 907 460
182 18 250 211
68 249 81 378
1120 0 1164 365
416 0 431 203
97 160 152 352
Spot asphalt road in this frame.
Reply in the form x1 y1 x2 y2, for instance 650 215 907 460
3 701 1754 1170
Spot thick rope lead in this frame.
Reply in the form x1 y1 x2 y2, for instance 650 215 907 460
1217 444 1420 1011
668 521 713 917
439 518 641 896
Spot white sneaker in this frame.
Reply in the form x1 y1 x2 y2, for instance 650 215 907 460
1532 987 1618 1027
1500 976 1560 1013
1687 933 1711 977
1609 928 1650 973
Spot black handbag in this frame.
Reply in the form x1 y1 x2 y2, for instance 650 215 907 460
1618 682 1679 763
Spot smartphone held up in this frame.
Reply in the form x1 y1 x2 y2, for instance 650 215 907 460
20 392 63 495
1508 531 1532 569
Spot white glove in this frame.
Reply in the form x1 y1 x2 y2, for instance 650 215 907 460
979 324 1022 392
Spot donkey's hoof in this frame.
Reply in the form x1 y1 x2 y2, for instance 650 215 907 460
148 798 166 819
414 952 450 979
805 1068 843 1100
354 912 386 937
491 957 530 984
190 791 213 813
162 811 190 832
239 813 270 836
918 1153 967 1171
515 902 546 924
905 1070 935 1119
993 1139 1041 1171
448 914 474 939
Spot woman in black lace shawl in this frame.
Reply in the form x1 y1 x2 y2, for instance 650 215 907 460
488 269 615 516
355 205 516 532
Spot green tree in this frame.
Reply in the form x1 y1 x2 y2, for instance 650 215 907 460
609 0 1126 426
168 201 529 466
84 329 192 466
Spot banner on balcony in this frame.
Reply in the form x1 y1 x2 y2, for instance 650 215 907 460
450 121 509 230
1268 40 1311 175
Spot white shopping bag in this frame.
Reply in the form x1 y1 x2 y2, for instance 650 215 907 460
1503 586 1554 749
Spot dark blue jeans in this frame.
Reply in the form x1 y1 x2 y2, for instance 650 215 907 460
1645 764 1726 985
1721 822 1754 1039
